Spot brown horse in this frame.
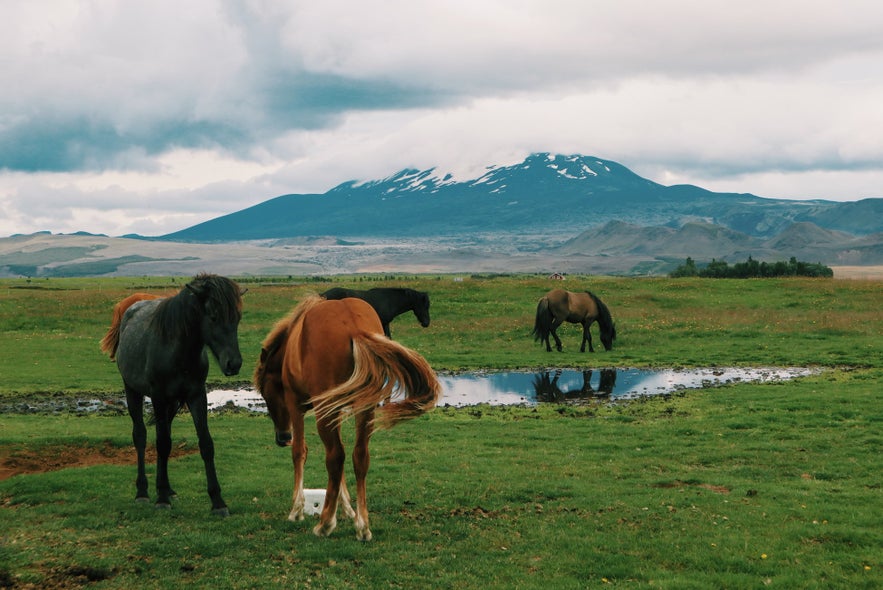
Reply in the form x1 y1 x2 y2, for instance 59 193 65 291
99 293 164 359
532 289 616 352
254 296 440 541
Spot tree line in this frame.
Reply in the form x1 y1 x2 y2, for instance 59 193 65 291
670 256 833 278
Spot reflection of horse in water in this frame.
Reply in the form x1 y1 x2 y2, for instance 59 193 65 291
532 369 617 402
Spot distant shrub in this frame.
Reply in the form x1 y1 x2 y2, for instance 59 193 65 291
670 256 833 278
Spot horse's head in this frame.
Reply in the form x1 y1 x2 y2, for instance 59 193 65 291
254 345 292 447
413 291 431 328
600 322 617 351
187 274 244 376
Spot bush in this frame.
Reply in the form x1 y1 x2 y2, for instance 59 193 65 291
670 256 833 278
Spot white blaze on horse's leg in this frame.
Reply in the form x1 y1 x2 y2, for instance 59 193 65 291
354 512 372 542
288 475 305 521
339 479 356 519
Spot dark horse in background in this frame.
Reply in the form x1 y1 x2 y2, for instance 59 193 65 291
102 274 245 515
532 288 616 352
321 287 430 338
254 296 439 541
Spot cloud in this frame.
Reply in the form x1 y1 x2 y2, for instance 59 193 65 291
1 0 883 236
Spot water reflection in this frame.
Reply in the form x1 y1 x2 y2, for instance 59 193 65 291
205 366 817 411
428 366 816 408
532 369 617 402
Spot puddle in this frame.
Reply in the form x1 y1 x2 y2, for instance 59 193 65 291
206 366 818 411
0 367 817 415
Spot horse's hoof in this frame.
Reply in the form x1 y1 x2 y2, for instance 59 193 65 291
313 520 336 537
154 502 172 510
288 510 305 522
356 529 373 542
211 506 230 517
135 496 150 504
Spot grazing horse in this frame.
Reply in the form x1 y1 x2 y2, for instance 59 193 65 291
532 289 616 352
321 287 431 338
99 292 164 359
254 296 440 541
105 274 244 515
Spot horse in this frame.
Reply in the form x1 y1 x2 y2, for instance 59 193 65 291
105 274 244 516
320 287 430 338
254 295 440 541
532 289 616 352
99 292 164 359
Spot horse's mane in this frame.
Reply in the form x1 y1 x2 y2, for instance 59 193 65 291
586 291 616 340
150 274 242 341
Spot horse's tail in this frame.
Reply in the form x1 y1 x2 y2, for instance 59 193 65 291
532 297 552 342
99 319 121 360
312 333 440 430
99 293 161 360
587 291 616 345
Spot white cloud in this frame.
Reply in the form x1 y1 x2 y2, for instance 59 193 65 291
1 0 882 236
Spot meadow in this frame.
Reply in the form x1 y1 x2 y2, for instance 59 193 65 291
1 274 881 588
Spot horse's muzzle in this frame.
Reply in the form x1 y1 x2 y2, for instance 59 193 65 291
275 431 293 447
221 356 243 376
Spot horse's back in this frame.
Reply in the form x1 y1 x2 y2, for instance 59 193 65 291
116 298 166 388
322 287 362 300
546 289 596 320
287 298 384 394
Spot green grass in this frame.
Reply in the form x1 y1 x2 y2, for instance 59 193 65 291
1 275 882 588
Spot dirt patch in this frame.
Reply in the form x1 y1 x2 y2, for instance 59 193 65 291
0 441 197 481
653 479 731 495
2 564 117 589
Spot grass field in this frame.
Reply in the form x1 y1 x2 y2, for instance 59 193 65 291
1 274 881 588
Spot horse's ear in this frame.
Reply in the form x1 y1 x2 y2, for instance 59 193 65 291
185 282 205 298
240 287 248 296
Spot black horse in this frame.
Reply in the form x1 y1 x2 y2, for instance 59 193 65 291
104 274 244 515
321 287 431 338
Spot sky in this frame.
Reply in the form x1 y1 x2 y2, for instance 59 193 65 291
2 0 882 237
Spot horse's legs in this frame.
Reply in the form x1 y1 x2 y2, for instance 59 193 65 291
288 408 307 522
125 387 149 502
352 410 374 541
338 476 356 520
550 319 564 352
151 399 174 509
582 320 595 353
313 416 346 537
188 393 229 516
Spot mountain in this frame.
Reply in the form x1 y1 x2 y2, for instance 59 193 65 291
3 153 882 278
161 153 883 242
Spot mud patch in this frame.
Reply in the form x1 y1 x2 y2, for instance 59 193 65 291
3 564 117 589
654 479 731 495
0 441 198 481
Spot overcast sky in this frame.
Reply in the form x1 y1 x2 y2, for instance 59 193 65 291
2 1 882 237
